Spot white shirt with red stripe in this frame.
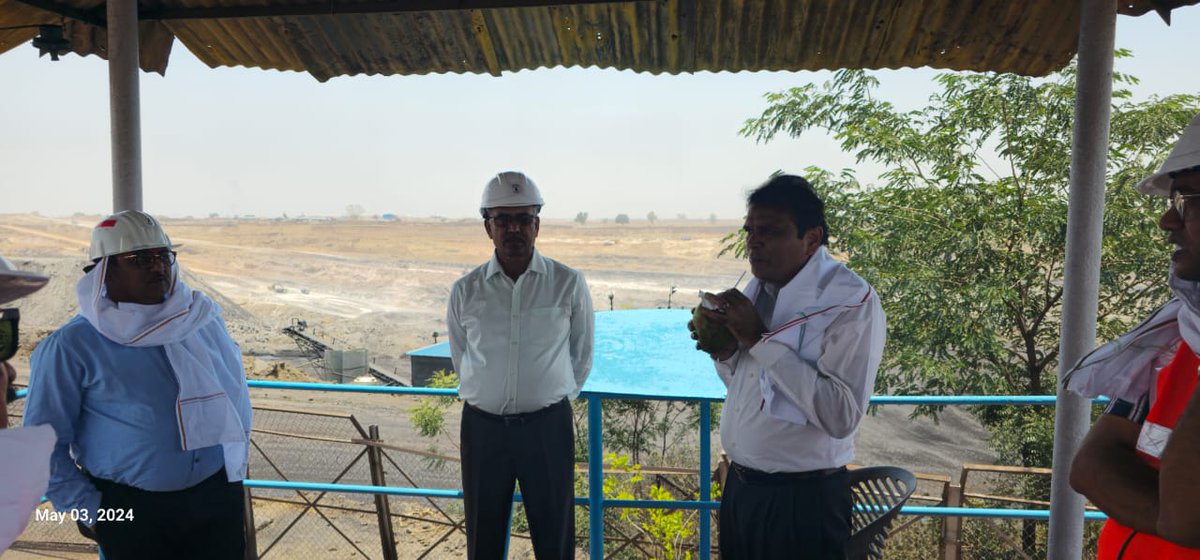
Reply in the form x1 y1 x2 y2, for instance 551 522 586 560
715 246 886 473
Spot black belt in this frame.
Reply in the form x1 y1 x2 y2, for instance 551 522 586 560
87 467 230 495
730 462 845 484
464 398 567 425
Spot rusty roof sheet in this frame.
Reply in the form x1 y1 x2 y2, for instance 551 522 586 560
1 0 1196 81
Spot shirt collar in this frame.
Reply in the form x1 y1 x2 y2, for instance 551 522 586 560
485 247 545 279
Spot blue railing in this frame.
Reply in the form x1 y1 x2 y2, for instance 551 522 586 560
237 380 1111 558
11 381 1111 556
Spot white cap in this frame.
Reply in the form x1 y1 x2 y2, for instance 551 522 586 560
480 171 545 213
0 256 49 305
1137 113 1200 196
88 210 176 261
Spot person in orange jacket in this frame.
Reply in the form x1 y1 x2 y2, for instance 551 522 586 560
1068 114 1200 558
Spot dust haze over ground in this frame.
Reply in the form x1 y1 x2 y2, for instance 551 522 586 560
2 213 994 558
1 212 994 473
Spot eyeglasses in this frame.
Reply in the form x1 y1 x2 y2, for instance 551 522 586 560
1170 192 1200 220
114 250 177 269
0 308 19 363
487 214 538 228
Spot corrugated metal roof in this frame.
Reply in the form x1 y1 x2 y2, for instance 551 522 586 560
1 0 1196 81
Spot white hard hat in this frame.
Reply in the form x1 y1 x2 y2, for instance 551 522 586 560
480 171 545 214
0 256 49 305
1137 113 1200 196
88 210 176 261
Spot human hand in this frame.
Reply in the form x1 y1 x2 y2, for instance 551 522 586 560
703 289 765 349
690 306 738 360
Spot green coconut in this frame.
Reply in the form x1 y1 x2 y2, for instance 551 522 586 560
693 303 735 352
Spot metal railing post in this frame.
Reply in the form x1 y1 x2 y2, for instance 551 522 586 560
699 400 712 557
588 395 604 557
366 425 398 560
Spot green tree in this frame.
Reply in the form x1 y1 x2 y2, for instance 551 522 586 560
575 211 589 225
734 55 1199 554
409 369 461 466
616 213 631 225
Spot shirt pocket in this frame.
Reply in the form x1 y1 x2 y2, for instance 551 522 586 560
527 306 570 347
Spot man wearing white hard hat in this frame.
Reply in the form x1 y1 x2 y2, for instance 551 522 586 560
447 171 594 559
0 256 55 553
24 210 252 560
1068 113 1200 558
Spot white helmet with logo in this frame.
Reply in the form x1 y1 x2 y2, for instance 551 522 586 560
0 256 49 305
1138 113 1200 196
88 210 176 261
480 171 545 216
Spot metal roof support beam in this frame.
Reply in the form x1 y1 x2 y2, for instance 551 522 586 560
108 0 143 212
1048 0 1116 557
139 0 646 21
8 0 106 28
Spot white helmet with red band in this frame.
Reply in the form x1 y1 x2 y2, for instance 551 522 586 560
88 210 176 261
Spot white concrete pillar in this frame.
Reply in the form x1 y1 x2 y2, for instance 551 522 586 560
107 0 143 212
1047 0 1116 557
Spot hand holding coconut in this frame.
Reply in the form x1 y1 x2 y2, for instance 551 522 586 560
689 289 765 360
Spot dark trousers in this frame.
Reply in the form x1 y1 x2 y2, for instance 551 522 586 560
719 463 851 560
88 468 246 560
461 398 575 560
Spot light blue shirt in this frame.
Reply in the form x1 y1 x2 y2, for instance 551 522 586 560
24 315 226 518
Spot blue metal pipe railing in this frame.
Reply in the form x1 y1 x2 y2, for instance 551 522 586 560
11 380 1115 556
237 380 1112 556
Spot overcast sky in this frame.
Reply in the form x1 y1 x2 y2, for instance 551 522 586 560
2 9 1199 220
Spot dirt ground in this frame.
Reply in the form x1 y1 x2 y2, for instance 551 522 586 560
1 213 995 559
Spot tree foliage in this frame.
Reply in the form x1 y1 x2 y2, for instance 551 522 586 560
736 54 1199 471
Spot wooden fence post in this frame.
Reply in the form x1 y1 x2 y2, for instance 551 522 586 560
941 483 963 560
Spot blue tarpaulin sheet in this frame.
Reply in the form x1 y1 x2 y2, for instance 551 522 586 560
407 309 726 400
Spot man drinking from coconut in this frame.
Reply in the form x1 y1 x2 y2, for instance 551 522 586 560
689 174 886 559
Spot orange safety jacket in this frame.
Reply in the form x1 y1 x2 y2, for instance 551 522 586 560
1097 341 1200 560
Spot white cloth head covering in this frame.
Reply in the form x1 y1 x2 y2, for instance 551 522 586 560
1137 113 1200 196
76 259 250 479
1065 266 1200 399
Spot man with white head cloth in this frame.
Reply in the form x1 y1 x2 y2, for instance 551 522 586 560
0 256 54 553
1068 113 1200 558
447 171 594 559
24 211 252 560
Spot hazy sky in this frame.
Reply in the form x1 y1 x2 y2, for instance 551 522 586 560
2 9 1199 220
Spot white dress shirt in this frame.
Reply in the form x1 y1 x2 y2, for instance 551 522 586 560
715 246 886 473
447 248 594 415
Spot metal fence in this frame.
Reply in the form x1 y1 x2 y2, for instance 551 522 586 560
7 383 1112 559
